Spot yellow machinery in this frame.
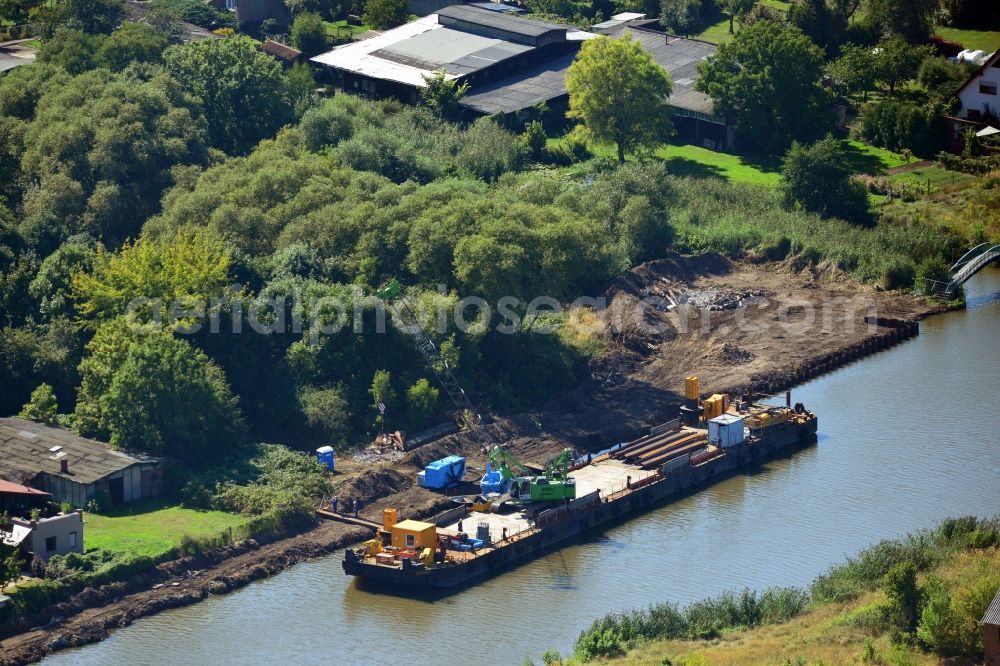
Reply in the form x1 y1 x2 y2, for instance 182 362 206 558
421 547 434 566
390 519 438 550
702 394 727 421
360 538 383 557
471 498 492 512
685 376 700 402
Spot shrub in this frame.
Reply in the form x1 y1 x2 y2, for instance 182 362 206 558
291 12 328 56
859 100 946 158
914 255 951 293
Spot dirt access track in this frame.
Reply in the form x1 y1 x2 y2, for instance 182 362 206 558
0 253 944 664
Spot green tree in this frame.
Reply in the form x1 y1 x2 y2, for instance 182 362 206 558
419 69 470 121
164 36 295 154
291 12 329 56
917 577 962 655
406 378 439 428
0 63 70 121
917 57 971 98
56 0 125 34
287 61 319 116
781 136 870 223
18 68 208 250
71 229 233 328
362 0 408 30
661 0 701 36
566 35 673 163
29 238 95 320
874 35 933 97
104 333 245 457
788 0 847 55
828 43 877 101
299 385 349 443
97 22 168 71
882 561 921 636
370 369 395 409
37 28 105 74
0 549 23 593
19 383 59 424
722 0 754 33
696 21 831 153
863 0 939 42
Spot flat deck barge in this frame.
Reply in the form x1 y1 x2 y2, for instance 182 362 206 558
343 401 817 589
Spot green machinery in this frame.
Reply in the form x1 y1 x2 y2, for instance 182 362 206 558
485 446 576 504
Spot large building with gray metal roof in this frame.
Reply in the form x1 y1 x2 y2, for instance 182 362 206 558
312 9 730 146
311 5 592 106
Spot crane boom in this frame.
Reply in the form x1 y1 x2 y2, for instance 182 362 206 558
376 279 481 425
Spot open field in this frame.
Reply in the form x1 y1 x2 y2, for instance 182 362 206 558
934 26 1000 53
83 499 249 558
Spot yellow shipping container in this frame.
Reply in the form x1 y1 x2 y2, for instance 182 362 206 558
390 519 438 550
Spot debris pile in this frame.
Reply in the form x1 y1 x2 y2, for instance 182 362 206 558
677 287 768 311
719 343 755 365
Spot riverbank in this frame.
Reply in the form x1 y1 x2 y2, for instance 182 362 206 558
567 518 1000 665
0 256 951 664
0 521 368 665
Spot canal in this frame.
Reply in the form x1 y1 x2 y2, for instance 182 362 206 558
47 268 1000 665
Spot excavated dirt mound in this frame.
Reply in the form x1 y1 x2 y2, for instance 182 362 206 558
336 468 411 503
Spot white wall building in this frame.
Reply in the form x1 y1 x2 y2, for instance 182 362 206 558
955 50 1000 123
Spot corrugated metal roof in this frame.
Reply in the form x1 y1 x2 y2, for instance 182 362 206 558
311 16 448 87
437 4 566 39
460 51 576 114
0 418 156 485
604 24 719 117
0 479 50 496
983 587 1000 625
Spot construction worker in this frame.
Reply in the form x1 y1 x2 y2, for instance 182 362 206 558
331 495 338 513
457 519 463 534
353 499 360 518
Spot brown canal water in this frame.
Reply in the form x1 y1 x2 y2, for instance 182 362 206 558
47 268 1000 666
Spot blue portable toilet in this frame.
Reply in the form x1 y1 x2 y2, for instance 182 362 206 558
315 446 335 472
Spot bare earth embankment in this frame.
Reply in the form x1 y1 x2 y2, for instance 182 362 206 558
0 254 947 665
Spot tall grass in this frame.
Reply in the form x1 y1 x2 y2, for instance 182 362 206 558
574 587 809 660
573 516 1000 662
668 177 964 286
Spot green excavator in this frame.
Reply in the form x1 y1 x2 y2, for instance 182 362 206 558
484 446 576 504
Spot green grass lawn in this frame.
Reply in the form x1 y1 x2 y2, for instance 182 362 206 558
323 19 369 41
691 11 733 44
842 139 908 173
692 0 789 43
655 143 783 186
889 164 975 190
934 26 1000 53
84 498 248 558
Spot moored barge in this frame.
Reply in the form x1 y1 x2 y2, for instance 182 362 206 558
343 389 817 590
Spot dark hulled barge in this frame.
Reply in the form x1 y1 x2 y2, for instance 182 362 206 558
343 386 817 590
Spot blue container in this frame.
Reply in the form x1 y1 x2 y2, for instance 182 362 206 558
419 455 466 489
315 446 335 472
479 464 509 495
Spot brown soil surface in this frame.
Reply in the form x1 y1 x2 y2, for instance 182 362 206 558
0 254 946 664
0 521 368 665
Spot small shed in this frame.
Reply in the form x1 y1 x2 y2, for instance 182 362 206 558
984 586 1000 666
390 519 437 550
708 414 746 448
